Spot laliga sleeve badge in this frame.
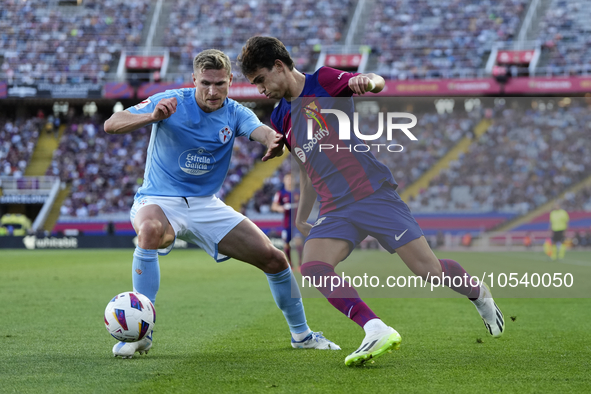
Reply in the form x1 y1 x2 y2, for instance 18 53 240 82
134 98 152 110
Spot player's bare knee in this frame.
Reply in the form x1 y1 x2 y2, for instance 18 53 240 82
260 246 289 274
137 220 165 249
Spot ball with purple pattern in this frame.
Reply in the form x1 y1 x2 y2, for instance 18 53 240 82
104 291 156 342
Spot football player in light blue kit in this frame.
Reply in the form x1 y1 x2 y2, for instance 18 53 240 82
104 49 339 358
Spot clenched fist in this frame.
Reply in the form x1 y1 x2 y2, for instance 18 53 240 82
151 97 178 121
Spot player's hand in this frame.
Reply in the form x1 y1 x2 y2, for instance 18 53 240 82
348 75 375 95
296 221 313 238
151 98 177 122
262 132 285 162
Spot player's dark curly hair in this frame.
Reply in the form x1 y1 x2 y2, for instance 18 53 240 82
237 36 294 77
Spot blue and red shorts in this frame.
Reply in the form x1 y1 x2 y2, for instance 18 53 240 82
306 184 423 254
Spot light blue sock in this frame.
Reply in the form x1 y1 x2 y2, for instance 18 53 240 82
265 267 309 334
132 247 160 304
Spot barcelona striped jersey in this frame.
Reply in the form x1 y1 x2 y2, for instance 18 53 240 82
270 67 396 215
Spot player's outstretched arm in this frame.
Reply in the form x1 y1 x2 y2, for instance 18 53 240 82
348 73 385 95
295 162 317 238
250 125 285 161
104 98 177 134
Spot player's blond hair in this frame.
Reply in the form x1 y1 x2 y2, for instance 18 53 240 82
193 49 232 76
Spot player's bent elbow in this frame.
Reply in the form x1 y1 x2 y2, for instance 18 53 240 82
295 222 309 235
104 112 131 134
103 118 116 134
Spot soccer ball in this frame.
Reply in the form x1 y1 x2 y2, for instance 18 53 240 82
104 292 156 342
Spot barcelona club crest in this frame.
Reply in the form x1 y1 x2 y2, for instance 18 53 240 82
219 126 233 144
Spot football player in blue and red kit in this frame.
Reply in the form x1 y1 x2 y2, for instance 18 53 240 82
238 37 504 366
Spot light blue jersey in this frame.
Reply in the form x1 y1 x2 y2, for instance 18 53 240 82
127 88 262 197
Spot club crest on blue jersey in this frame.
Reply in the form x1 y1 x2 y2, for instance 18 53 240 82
219 126 233 144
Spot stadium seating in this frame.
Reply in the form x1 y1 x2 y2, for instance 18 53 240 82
163 0 355 75
3 0 591 82
3 0 591 235
373 110 478 190
409 101 591 213
0 0 150 83
0 116 42 176
365 0 528 80
246 158 290 214
536 0 591 76
563 183 591 211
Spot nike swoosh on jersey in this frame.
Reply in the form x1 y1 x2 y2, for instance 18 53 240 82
394 229 408 241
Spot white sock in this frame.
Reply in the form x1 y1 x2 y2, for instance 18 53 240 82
363 318 388 334
472 284 486 306
291 328 312 341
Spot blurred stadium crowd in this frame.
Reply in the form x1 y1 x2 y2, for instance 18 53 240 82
407 101 591 213
368 0 528 80
537 0 591 76
1 0 150 84
1 0 590 235
2 0 591 83
0 117 41 176
164 0 355 77
3 99 591 220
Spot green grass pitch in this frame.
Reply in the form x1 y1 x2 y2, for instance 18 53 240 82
1 249 590 393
